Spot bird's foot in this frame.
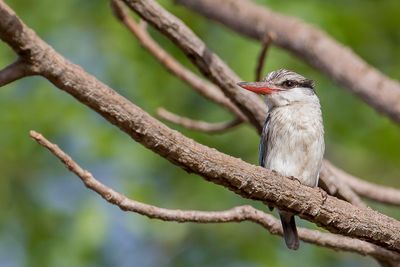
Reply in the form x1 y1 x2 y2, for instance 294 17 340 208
318 188 328 205
288 175 302 186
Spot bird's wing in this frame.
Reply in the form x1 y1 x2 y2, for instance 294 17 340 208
259 114 270 167
260 114 274 211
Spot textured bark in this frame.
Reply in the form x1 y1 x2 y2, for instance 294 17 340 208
1 1 400 252
177 0 400 124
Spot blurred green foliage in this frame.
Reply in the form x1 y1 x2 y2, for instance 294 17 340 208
0 0 399 266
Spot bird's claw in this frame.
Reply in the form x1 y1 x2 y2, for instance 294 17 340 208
318 188 328 205
288 175 302 186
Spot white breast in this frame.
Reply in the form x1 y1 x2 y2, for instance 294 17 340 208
264 102 325 187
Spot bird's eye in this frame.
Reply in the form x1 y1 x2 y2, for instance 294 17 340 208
282 80 295 88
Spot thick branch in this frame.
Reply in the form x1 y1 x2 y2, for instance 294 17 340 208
119 0 386 209
0 58 36 86
157 107 241 133
177 0 400 124
110 0 246 121
2 0 400 255
122 0 267 132
115 0 398 212
29 130 400 263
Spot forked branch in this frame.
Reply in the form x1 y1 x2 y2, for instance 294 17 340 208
1 0 398 251
120 0 400 210
111 0 246 121
0 58 36 86
121 0 267 132
177 0 400 124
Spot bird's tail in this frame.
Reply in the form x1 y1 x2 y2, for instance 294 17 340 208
279 212 299 250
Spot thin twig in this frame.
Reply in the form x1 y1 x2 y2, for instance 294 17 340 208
0 58 36 87
29 130 400 262
110 0 246 121
255 33 273 81
157 107 241 134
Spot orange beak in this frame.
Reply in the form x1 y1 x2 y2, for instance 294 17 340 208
237 81 281 95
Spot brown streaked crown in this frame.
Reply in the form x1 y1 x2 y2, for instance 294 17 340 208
264 69 314 90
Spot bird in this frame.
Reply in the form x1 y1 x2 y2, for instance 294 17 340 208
237 69 325 250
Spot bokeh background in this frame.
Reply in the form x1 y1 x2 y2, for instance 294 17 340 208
1 0 399 266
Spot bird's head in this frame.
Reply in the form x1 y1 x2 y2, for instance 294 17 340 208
237 69 317 108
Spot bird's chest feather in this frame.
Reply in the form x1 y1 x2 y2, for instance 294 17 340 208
264 105 324 187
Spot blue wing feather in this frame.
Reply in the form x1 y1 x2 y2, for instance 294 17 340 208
259 114 270 167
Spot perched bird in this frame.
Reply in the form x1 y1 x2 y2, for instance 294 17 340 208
237 69 325 250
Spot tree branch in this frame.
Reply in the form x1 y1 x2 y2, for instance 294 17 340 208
157 107 241 134
120 0 396 208
255 33 273 82
110 0 246 121
118 0 391 210
177 0 400 124
1 0 400 252
326 161 400 206
2 1 400 262
122 0 400 211
121 0 267 132
29 130 400 263
0 58 36 86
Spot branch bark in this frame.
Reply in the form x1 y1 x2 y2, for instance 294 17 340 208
0 58 36 86
29 130 400 263
177 0 400 124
